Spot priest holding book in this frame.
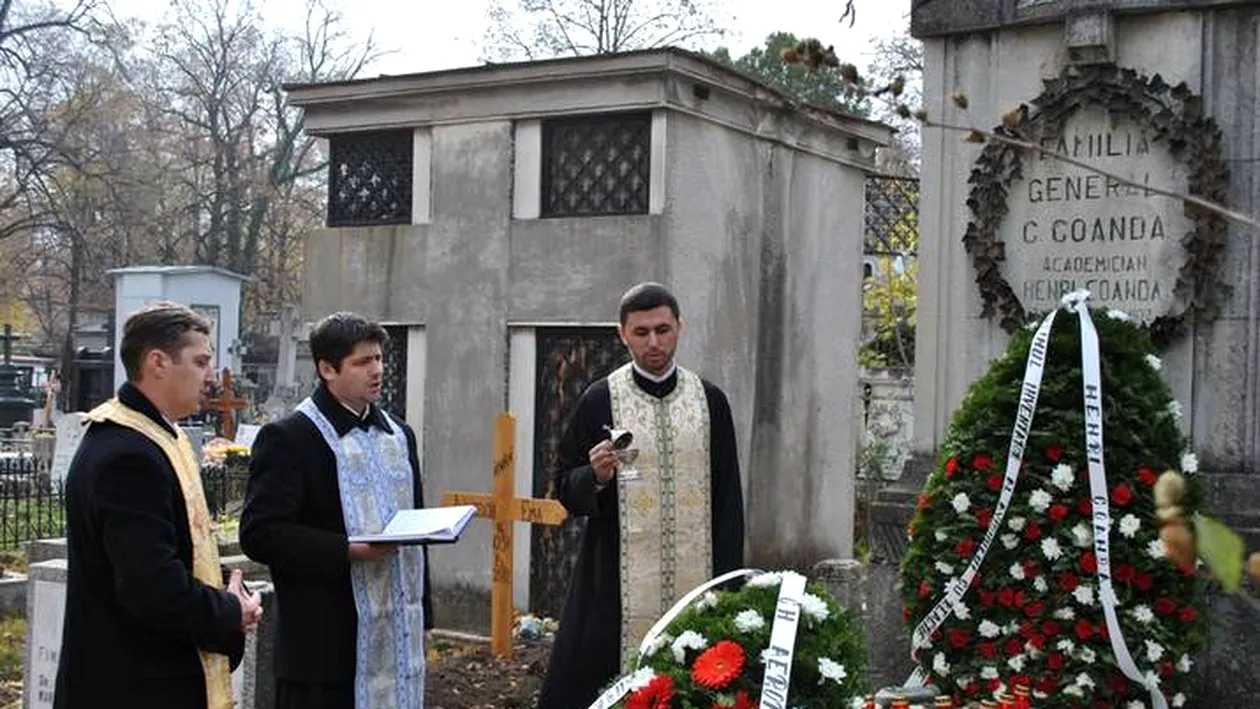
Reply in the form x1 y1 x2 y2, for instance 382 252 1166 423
241 312 433 709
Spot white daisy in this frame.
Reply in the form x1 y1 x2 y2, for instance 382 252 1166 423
1131 605 1154 624
1181 452 1199 474
1009 563 1026 580
1073 584 1095 606
1033 576 1048 593
1145 353 1162 371
1007 516 1027 532
1078 647 1096 664
671 631 707 663
734 610 765 633
1119 514 1141 538
1051 464 1075 491
1075 673 1096 689
1144 671 1161 688
799 593 830 622
1072 523 1093 548
1056 638 1075 653
1029 489 1052 513
1149 538 1168 559
978 620 1002 638
1042 538 1063 561
1007 655 1026 672
1145 640 1164 663
1002 534 1020 550
952 493 971 514
1054 607 1076 621
953 603 972 621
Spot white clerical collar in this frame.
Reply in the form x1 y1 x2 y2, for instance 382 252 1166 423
632 360 676 383
337 398 370 421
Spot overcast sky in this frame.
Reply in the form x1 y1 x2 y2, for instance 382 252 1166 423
104 0 913 77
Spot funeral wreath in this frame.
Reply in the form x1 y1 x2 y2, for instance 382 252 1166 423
605 571 868 709
901 298 1208 709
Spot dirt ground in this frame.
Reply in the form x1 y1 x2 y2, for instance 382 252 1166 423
425 633 553 709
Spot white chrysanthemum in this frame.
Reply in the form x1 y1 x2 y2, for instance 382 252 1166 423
696 591 719 611
1144 670 1161 688
1009 563 1026 580
818 657 847 684
1181 452 1199 474
1042 538 1063 561
952 493 971 513
1051 464 1075 491
1177 654 1193 673
1119 514 1141 538
1007 516 1026 532
935 529 949 542
936 561 955 575
1056 638 1075 653
1033 576 1048 593
671 631 707 663
748 572 783 588
1029 489 1052 512
1131 605 1154 624
933 652 951 677
1076 673 1096 689
1002 534 1019 550
980 666 999 680
979 620 1002 638
734 609 765 633
1127 701 1146 709
1054 607 1076 621
1072 523 1093 548
1173 693 1187 707
1145 640 1165 663
1168 400 1183 419
1078 647 1096 664
1107 309 1131 322
953 603 972 621
1145 353 1162 371
1064 685 1085 698
1007 655 1026 672
1149 538 1168 559
1073 585 1095 606
628 666 657 691
800 593 830 622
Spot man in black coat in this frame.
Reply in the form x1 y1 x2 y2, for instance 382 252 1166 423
55 302 261 709
241 312 433 709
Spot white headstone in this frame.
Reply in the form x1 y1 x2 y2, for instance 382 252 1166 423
999 108 1191 324
49 414 88 486
234 424 261 449
24 560 66 709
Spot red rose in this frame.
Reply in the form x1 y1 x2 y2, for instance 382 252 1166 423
1049 504 1070 522
979 590 996 608
978 641 997 659
1112 483 1133 506
1024 522 1042 540
998 587 1016 608
1107 671 1129 694
1180 605 1199 623
976 508 993 529
973 453 993 471
945 456 959 479
1059 573 1080 592
1114 564 1135 583
965 681 981 697
1018 621 1036 639
1135 572 1154 591
1036 677 1058 695
1080 552 1098 574
1022 560 1038 579
1074 619 1094 640
949 628 970 649
1048 652 1066 670
1161 662 1176 678
1024 600 1044 618
1078 498 1093 516
987 474 1003 492
957 538 977 558
987 679 1001 694
918 580 931 599
1139 467 1157 486
1046 445 1063 462
1042 620 1061 638
1013 589 1029 608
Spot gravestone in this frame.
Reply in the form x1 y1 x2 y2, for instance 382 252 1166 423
48 413 87 486
23 555 275 709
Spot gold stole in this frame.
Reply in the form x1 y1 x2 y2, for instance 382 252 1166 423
608 363 712 670
86 399 233 709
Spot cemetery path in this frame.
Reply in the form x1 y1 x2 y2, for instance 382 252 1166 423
425 634 551 709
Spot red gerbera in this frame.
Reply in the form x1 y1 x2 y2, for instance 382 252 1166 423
1048 504 1070 522
691 640 746 690
627 675 675 709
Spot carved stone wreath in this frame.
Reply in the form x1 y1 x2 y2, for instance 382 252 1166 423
962 63 1231 347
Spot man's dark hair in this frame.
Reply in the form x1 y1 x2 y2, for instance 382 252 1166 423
309 312 390 382
618 282 680 324
119 301 212 382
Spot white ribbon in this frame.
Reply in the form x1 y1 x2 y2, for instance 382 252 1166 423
1073 296 1167 709
907 304 1060 685
758 571 808 709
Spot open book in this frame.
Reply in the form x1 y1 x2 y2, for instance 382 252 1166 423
347 505 478 546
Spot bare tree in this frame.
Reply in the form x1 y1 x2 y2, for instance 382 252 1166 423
483 0 728 62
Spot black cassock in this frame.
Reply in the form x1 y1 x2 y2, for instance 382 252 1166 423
537 367 745 709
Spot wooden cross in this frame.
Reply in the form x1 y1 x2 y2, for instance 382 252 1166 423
441 412 567 659
206 368 249 440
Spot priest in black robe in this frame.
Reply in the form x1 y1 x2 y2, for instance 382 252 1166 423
538 283 745 709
